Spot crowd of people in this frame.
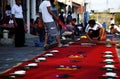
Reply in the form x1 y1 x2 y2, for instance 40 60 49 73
0 0 120 48
32 0 83 48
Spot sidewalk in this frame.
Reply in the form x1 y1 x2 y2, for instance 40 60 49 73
0 33 45 73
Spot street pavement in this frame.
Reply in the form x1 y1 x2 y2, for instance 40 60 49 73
0 34 45 73
0 33 120 74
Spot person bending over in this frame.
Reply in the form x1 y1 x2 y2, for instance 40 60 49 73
109 24 120 34
85 19 106 41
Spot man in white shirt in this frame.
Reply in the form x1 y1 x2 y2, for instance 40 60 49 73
11 0 26 47
85 19 106 41
109 24 120 34
39 0 62 49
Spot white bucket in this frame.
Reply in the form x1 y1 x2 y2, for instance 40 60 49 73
3 30 9 39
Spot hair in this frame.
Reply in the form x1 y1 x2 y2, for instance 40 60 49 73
72 18 76 22
110 18 113 20
111 24 114 26
88 19 96 25
50 0 55 7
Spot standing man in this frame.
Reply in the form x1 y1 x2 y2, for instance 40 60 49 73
11 0 26 47
39 0 62 49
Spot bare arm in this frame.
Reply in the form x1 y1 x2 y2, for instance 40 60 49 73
47 6 58 21
86 33 94 41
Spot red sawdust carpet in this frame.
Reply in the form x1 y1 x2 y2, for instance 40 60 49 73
0 40 120 79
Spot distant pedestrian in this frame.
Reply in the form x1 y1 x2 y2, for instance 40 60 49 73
66 11 72 24
11 0 26 47
39 0 62 49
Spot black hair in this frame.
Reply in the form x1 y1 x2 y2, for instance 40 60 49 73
50 0 55 7
111 24 114 26
72 18 76 22
88 19 96 25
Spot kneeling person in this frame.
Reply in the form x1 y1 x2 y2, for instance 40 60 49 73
85 19 106 41
61 24 75 41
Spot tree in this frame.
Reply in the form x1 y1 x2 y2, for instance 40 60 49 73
115 13 120 25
